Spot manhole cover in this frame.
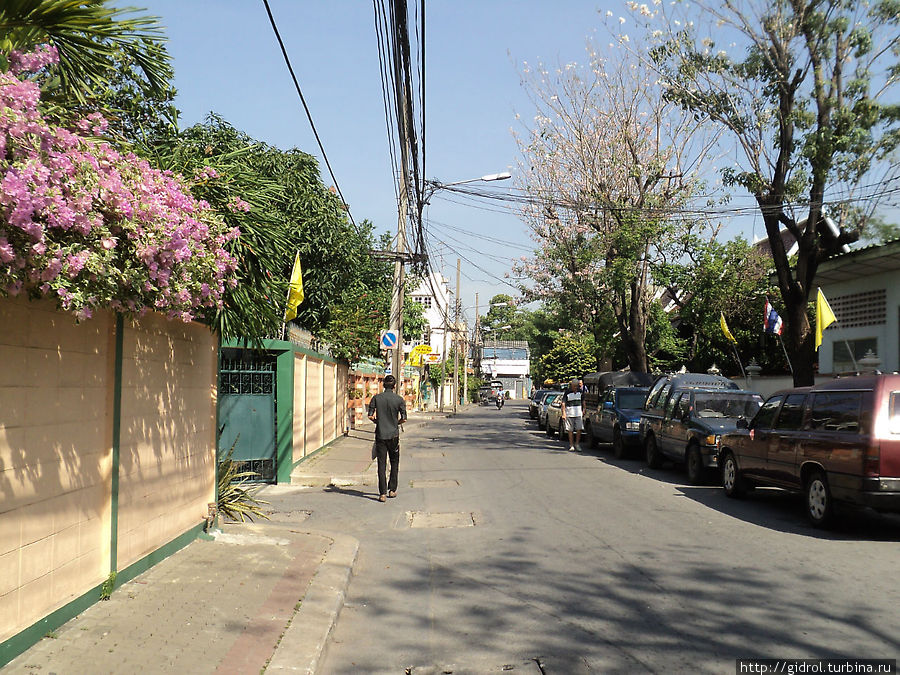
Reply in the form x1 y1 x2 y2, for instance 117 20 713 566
411 452 445 458
410 479 459 488
407 511 476 528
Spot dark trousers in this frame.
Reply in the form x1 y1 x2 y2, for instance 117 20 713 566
375 436 400 496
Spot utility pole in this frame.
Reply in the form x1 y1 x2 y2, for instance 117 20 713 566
388 16 412 389
440 286 448 412
453 258 460 413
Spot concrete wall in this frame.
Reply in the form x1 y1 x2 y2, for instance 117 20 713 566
291 351 348 465
0 296 216 647
116 313 217 569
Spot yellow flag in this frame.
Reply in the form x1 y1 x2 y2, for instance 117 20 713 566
815 288 836 350
283 252 304 322
720 312 737 344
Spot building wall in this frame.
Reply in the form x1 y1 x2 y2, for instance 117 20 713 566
0 296 216 649
819 270 900 374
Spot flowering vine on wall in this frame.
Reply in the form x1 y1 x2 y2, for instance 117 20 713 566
0 47 239 322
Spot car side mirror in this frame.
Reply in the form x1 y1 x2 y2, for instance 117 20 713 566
736 417 749 430
603 401 613 410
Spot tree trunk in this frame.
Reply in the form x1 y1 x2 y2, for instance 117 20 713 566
785 298 815 386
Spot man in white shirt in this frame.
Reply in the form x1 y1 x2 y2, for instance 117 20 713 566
561 378 584 451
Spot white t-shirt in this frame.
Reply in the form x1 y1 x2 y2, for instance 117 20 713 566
563 391 583 417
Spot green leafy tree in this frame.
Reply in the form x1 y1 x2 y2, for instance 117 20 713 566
0 0 170 105
645 0 900 384
655 237 781 374
537 333 598 385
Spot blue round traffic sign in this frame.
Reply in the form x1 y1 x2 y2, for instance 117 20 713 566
380 330 398 349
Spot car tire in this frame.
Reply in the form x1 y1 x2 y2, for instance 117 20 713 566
805 469 834 528
537 417 545 430
722 450 748 498
546 421 555 437
686 444 705 485
645 434 663 469
613 428 626 459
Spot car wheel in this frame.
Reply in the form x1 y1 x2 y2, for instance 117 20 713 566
546 420 554 437
686 444 705 485
722 450 748 498
613 428 626 459
537 417 545 430
805 469 834 528
645 434 663 469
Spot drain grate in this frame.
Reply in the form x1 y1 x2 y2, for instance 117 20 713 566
406 511 476 528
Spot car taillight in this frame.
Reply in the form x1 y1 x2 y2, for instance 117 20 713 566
865 444 880 477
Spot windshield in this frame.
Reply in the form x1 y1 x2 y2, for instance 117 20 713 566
693 392 764 418
617 391 647 409
544 394 560 405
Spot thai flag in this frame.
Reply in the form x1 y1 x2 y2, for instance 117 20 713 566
764 298 783 335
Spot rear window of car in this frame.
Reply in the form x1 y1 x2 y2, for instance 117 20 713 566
809 392 862 433
775 393 807 430
753 395 784 429
617 391 647 410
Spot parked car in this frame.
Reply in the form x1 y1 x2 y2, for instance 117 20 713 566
586 386 651 458
529 389 556 419
640 373 741 473
545 395 564 437
537 392 562 430
717 374 900 527
582 371 656 444
645 388 763 483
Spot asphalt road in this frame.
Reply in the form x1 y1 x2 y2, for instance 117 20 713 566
270 401 900 674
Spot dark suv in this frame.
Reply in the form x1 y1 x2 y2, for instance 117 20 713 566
648 388 763 483
586 387 651 458
717 375 900 527
640 373 744 479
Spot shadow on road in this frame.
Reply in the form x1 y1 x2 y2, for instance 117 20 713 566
323 485 382 502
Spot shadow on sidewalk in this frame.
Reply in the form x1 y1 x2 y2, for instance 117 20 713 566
324 485 381 502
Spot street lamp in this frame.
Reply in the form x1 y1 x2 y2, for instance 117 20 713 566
424 171 512 203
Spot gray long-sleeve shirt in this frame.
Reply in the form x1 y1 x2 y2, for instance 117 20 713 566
367 390 407 440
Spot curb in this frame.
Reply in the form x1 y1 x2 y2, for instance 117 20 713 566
265 531 359 674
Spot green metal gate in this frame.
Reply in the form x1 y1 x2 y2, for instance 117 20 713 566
218 349 277 483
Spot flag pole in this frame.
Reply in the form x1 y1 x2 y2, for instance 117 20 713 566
817 287 858 372
731 343 747 380
777 334 794 375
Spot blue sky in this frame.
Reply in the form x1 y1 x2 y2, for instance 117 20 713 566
138 0 615 321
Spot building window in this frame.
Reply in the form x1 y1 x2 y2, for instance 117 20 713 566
833 337 877 373
413 296 432 309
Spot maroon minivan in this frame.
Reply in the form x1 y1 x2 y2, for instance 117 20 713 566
717 374 900 527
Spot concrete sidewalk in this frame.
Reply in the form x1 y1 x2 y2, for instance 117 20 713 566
3 410 454 675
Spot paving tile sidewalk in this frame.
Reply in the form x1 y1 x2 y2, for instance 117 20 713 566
3 520 356 675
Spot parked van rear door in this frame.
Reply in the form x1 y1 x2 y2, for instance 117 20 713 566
798 391 867 494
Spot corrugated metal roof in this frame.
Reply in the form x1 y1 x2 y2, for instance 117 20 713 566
815 238 900 284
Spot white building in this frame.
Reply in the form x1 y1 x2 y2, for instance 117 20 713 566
480 340 532 398
815 240 900 374
406 269 453 361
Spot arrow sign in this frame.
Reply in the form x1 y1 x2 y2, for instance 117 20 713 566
380 330 399 350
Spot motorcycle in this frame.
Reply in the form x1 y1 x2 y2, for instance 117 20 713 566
496 396 504 409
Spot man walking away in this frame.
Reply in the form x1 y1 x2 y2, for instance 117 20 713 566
367 375 407 502
562 378 584 452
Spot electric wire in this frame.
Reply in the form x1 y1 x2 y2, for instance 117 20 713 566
261 0 359 232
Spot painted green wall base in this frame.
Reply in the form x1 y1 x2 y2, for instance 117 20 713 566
0 521 206 668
